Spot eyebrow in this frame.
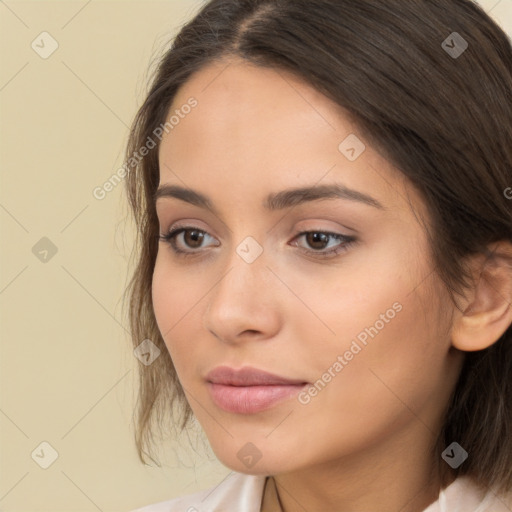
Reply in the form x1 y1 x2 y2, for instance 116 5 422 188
153 183 385 214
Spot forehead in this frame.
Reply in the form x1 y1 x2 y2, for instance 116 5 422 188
158 57 356 162
170 57 346 123
156 58 421 220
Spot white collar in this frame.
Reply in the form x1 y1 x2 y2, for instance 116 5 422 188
131 471 512 511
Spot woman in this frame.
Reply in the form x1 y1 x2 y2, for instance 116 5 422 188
125 0 512 510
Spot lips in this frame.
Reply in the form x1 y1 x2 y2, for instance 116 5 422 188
205 365 308 386
205 366 309 414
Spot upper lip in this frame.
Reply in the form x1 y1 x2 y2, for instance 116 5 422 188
206 365 308 386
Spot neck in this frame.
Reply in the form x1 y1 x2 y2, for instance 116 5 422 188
272 424 456 512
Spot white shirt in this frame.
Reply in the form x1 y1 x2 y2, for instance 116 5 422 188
130 471 512 512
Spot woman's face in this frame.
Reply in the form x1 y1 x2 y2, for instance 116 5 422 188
152 58 463 476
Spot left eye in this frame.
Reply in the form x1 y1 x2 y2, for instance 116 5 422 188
291 231 356 257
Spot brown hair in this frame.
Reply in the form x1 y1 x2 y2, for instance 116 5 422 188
123 0 512 494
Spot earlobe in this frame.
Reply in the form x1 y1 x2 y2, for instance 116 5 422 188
451 241 512 352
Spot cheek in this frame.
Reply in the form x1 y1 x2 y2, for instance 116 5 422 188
283 239 413 350
292 238 446 413
151 259 174 340
151 258 195 367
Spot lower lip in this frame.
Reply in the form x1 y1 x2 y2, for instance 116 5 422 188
207 382 308 414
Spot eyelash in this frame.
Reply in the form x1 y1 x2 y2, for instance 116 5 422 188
158 225 357 260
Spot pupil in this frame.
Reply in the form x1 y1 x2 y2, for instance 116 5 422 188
186 230 203 247
308 232 328 249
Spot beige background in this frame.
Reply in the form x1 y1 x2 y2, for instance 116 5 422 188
0 1 511 510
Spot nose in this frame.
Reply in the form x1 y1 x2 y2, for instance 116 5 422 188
202 244 282 344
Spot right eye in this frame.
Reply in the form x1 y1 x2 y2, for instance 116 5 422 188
159 226 219 256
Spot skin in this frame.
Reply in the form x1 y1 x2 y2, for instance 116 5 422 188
152 57 512 511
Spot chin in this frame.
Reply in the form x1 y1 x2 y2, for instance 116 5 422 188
214 449 300 476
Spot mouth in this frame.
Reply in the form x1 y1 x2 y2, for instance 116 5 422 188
205 365 309 414
207 382 309 414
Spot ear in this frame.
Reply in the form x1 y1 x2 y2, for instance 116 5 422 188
451 241 512 352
